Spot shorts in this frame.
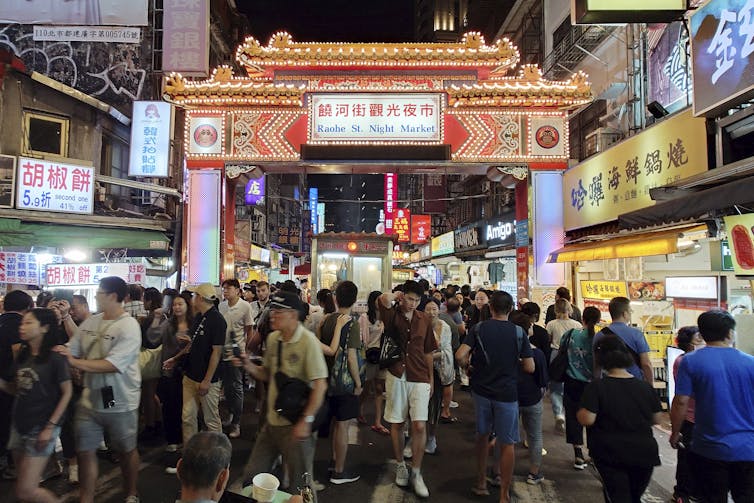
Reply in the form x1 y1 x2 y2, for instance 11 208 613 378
328 393 360 422
472 392 519 445
75 406 138 453
384 372 431 424
365 362 386 382
8 424 61 457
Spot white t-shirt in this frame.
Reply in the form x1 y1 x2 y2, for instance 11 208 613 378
545 318 582 350
219 298 253 351
70 312 142 413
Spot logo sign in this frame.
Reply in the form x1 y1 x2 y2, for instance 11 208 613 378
454 223 486 252
394 208 411 243
188 116 223 155
45 263 146 287
384 173 396 235
536 126 560 149
486 212 517 248
563 109 708 230
572 0 687 24
529 117 566 157
581 280 629 301
130 101 172 177
162 0 210 76
310 93 441 142
16 158 94 215
245 176 265 206
691 0 754 116
431 232 454 257
309 188 318 234
411 214 431 245
723 214 754 274
666 276 724 300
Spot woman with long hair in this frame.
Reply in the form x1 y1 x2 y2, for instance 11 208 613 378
423 299 453 455
578 334 663 503
359 291 389 435
317 289 336 315
562 306 601 470
0 308 72 502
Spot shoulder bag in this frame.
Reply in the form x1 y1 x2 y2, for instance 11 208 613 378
329 316 365 395
378 320 404 370
273 340 327 428
548 328 574 383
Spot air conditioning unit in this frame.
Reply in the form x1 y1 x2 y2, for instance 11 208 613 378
584 128 623 158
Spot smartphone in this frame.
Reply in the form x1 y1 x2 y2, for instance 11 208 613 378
232 343 242 359
101 386 116 409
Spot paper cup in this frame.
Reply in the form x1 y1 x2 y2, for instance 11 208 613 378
251 473 279 503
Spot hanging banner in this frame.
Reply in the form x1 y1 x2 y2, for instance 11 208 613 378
46 263 146 287
411 214 431 245
384 173 396 235
423 174 446 213
129 101 172 177
394 208 411 243
16 158 94 215
162 0 210 76
309 188 318 235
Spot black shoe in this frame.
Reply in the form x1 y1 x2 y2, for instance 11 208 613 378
330 470 360 485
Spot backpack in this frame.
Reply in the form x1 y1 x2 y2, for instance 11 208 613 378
329 315 366 395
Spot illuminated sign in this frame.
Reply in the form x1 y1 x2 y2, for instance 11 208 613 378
130 101 172 177
187 170 221 284
723 214 754 275
485 212 517 249
16 158 94 214
46 263 146 287
572 0 687 24
563 110 708 230
162 0 210 76
431 232 454 257
310 93 442 142
317 203 325 233
309 188 318 234
188 116 223 155
581 280 629 301
384 173 396 235
666 276 725 300
0 252 62 285
394 208 411 243
245 175 265 206
691 0 754 116
454 222 486 252
411 214 431 245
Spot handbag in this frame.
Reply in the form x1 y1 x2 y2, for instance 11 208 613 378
378 325 403 370
329 316 365 395
139 345 163 380
273 340 327 428
548 329 574 383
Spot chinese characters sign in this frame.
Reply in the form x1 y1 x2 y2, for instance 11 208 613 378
33 26 141 43
45 263 146 287
310 94 441 142
129 101 172 177
16 158 94 215
162 0 210 76
308 188 318 234
384 173 396 235
580 280 628 301
0 252 62 285
245 176 265 206
563 110 708 230
411 214 431 245
394 209 411 243
691 0 754 116
277 227 300 248
431 232 454 257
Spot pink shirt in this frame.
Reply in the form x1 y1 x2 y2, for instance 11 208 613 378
673 354 695 423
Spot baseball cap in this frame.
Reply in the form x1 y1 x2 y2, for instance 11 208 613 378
270 290 305 317
187 283 219 301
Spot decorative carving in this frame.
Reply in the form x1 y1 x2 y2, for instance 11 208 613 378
225 164 260 179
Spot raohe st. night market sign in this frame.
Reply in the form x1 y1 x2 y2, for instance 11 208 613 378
563 109 708 230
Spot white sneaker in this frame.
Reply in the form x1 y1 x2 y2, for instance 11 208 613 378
555 416 566 433
395 463 409 487
164 444 179 453
403 444 413 459
228 425 241 439
125 496 140 503
449 401 459 409
424 436 437 454
412 472 429 498
68 464 78 484
542 448 548 456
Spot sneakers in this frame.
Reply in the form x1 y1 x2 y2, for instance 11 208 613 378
449 400 459 409
125 496 140 503
222 415 234 428
527 472 544 485
395 462 409 487
164 444 179 453
330 470 360 485
403 444 413 459
312 480 326 491
412 472 429 498
228 425 241 439
424 436 437 454
574 457 588 470
555 416 566 433
68 464 79 484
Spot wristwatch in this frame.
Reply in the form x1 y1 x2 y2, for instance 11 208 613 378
303 415 315 424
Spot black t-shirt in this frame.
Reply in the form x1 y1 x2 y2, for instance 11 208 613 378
518 346 549 407
319 313 359 371
530 324 551 363
13 352 71 433
544 304 582 325
184 307 227 383
469 319 533 402
580 376 662 467
0 312 22 381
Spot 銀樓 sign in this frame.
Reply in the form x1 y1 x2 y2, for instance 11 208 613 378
310 93 442 142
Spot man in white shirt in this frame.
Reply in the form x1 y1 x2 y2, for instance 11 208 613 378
56 276 142 503
218 279 253 439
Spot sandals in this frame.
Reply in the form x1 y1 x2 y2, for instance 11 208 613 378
439 415 459 424
370 424 390 435
357 415 368 425
471 486 490 496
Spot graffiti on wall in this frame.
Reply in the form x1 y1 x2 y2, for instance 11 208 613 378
0 24 148 107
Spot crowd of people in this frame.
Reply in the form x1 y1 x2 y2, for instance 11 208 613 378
0 277 752 503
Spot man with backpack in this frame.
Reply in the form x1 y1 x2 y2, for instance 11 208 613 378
317 281 363 485
593 297 653 384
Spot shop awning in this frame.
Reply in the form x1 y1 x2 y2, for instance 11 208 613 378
0 218 170 250
547 225 707 263
619 176 754 230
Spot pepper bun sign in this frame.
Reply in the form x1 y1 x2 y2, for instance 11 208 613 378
724 214 754 275
16 158 94 215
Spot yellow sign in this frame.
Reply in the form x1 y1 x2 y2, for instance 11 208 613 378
563 109 708 230
581 280 628 301
723 214 754 275
586 0 685 9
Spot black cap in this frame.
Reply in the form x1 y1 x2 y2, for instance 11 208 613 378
270 291 306 318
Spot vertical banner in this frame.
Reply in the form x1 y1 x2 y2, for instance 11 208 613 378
423 174 446 213
515 180 529 301
187 169 221 284
244 175 265 206
394 208 411 243
411 214 431 244
384 173 396 235
129 101 172 177
317 203 325 233
162 0 210 77
532 171 565 287
309 188 319 235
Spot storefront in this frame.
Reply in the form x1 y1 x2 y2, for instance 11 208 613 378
429 231 455 286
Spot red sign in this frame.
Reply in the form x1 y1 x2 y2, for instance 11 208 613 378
384 173 396 235
411 214 431 244
394 208 410 243
46 263 146 287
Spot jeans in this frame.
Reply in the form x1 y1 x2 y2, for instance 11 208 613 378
157 373 183 445
222 363 244 426
690 450 754 503
519 400 543 470
549 381 564 418
564 376 588 446
594 460 654 503
59 385 83 459
182 376 222 444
